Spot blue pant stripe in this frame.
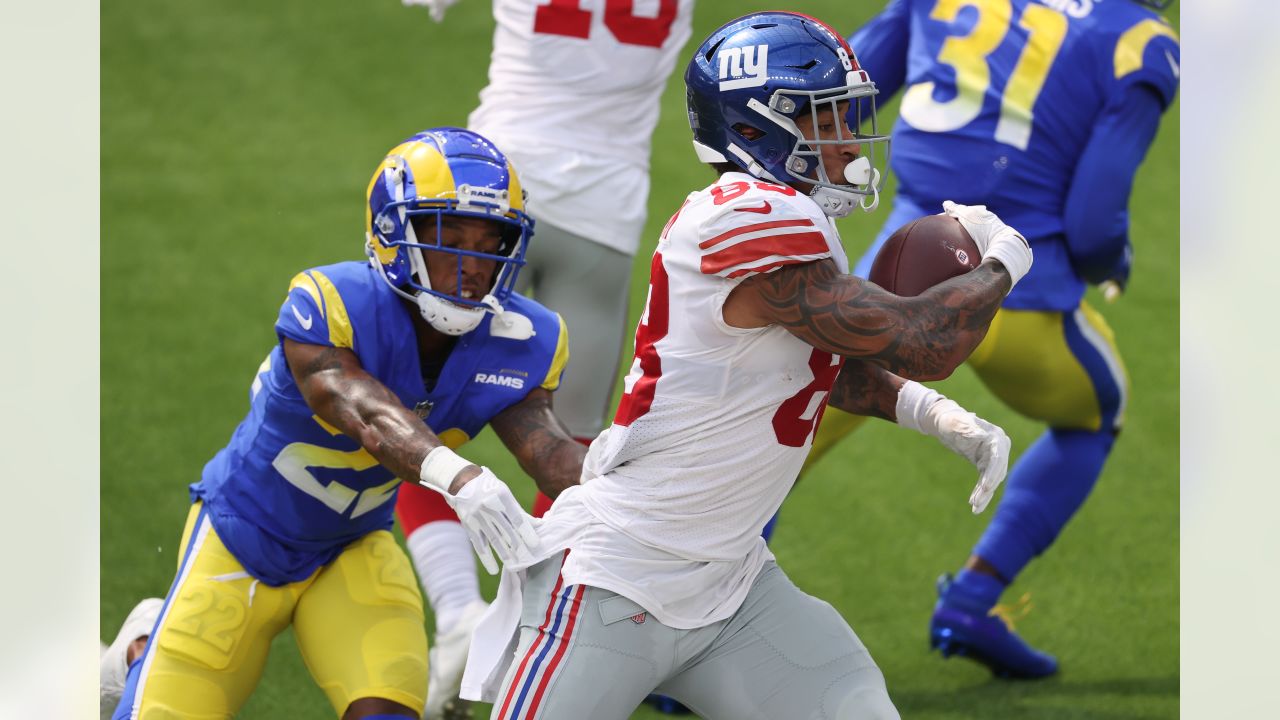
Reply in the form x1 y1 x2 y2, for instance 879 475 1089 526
113 505 210 720
509 584 573 720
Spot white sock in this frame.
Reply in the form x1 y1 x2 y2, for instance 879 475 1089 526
406 520 482 635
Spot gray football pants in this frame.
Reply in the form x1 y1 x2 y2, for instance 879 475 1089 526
514 221 632 438
490 555 900 720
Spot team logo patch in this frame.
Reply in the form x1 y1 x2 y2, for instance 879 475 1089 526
631 612 647 625
734 201 772 214
718 44 769 91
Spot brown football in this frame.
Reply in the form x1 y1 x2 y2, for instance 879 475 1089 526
867 214 981 296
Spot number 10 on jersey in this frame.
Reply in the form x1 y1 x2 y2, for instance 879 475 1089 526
534 0 677 48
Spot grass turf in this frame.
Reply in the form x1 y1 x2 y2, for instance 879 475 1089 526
102 1 1179 717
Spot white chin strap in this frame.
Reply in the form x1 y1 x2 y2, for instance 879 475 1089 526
415 292 486 336
413 291 535 340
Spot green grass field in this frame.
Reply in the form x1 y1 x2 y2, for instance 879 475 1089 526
101 1 1179 717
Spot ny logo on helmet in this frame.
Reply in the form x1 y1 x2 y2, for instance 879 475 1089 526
718 44 769 91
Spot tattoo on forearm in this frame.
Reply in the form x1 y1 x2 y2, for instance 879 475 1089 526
494 392 586 499
756 260 1008 379
291 343 436 482
827 361 900 421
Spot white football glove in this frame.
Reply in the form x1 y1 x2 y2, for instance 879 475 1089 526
402 0 460 23
445 468 542 574
897 380 1011 514
941 200 1033 289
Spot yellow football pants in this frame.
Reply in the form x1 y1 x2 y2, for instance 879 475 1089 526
119 502 427 719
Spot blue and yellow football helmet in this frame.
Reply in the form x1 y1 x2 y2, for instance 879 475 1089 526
366 127 534 335
685 12 890 216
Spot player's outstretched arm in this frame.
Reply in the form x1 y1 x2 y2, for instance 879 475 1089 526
283 338 540 572
728 258 1009 381
490 387 587 501
828 361 1011 513
284 339 452 483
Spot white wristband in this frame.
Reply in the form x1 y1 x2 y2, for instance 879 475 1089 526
896 380 944 436
984 229 1033 289
419 446 473 494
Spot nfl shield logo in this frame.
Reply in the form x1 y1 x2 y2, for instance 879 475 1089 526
413 400 433 420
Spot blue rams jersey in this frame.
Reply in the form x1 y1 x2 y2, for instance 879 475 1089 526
191 261 568 586
852 0 1179 308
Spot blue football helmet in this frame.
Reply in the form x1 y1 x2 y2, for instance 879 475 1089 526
366 128 534 336
685 11 890 217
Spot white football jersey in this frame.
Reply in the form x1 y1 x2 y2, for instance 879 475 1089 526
462 177 852 698
565 174 851 626
468 0 695 253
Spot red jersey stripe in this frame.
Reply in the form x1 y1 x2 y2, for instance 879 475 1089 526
698 218 814 250
701 231 829 275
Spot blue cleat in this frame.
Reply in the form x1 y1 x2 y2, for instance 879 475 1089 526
929 574 1059 679
645 693 693 715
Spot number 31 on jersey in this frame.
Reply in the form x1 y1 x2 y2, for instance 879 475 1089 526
901 0 1068 150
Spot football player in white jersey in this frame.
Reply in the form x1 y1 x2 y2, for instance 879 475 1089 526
453 12 1036 719
399 2 696 717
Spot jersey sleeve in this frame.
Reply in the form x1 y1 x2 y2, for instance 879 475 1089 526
1109 17 1180 109
1062 82 1165 283
275 269 357 350
695 189 833 281
539 314 571 391
847 0 911 101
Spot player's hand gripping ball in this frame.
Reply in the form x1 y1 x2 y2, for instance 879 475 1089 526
868 214 981 296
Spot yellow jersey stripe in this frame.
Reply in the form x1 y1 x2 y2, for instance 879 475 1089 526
540 315 571 391
288 272 324 309
308 270 355 350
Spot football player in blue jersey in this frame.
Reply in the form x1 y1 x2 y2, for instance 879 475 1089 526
797 0 1178 679
106 127 586 720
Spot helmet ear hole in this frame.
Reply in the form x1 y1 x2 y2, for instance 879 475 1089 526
732 123 765 141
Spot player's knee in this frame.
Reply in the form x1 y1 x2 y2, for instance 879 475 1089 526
831 686 899 720
827 665 899 720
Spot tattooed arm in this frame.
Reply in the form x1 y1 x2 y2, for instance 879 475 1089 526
722 258 1010 381
827 361 905 421
283 339 476 492
489 388 587 500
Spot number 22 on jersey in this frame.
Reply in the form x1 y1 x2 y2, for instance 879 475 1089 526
900 0 1068 150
